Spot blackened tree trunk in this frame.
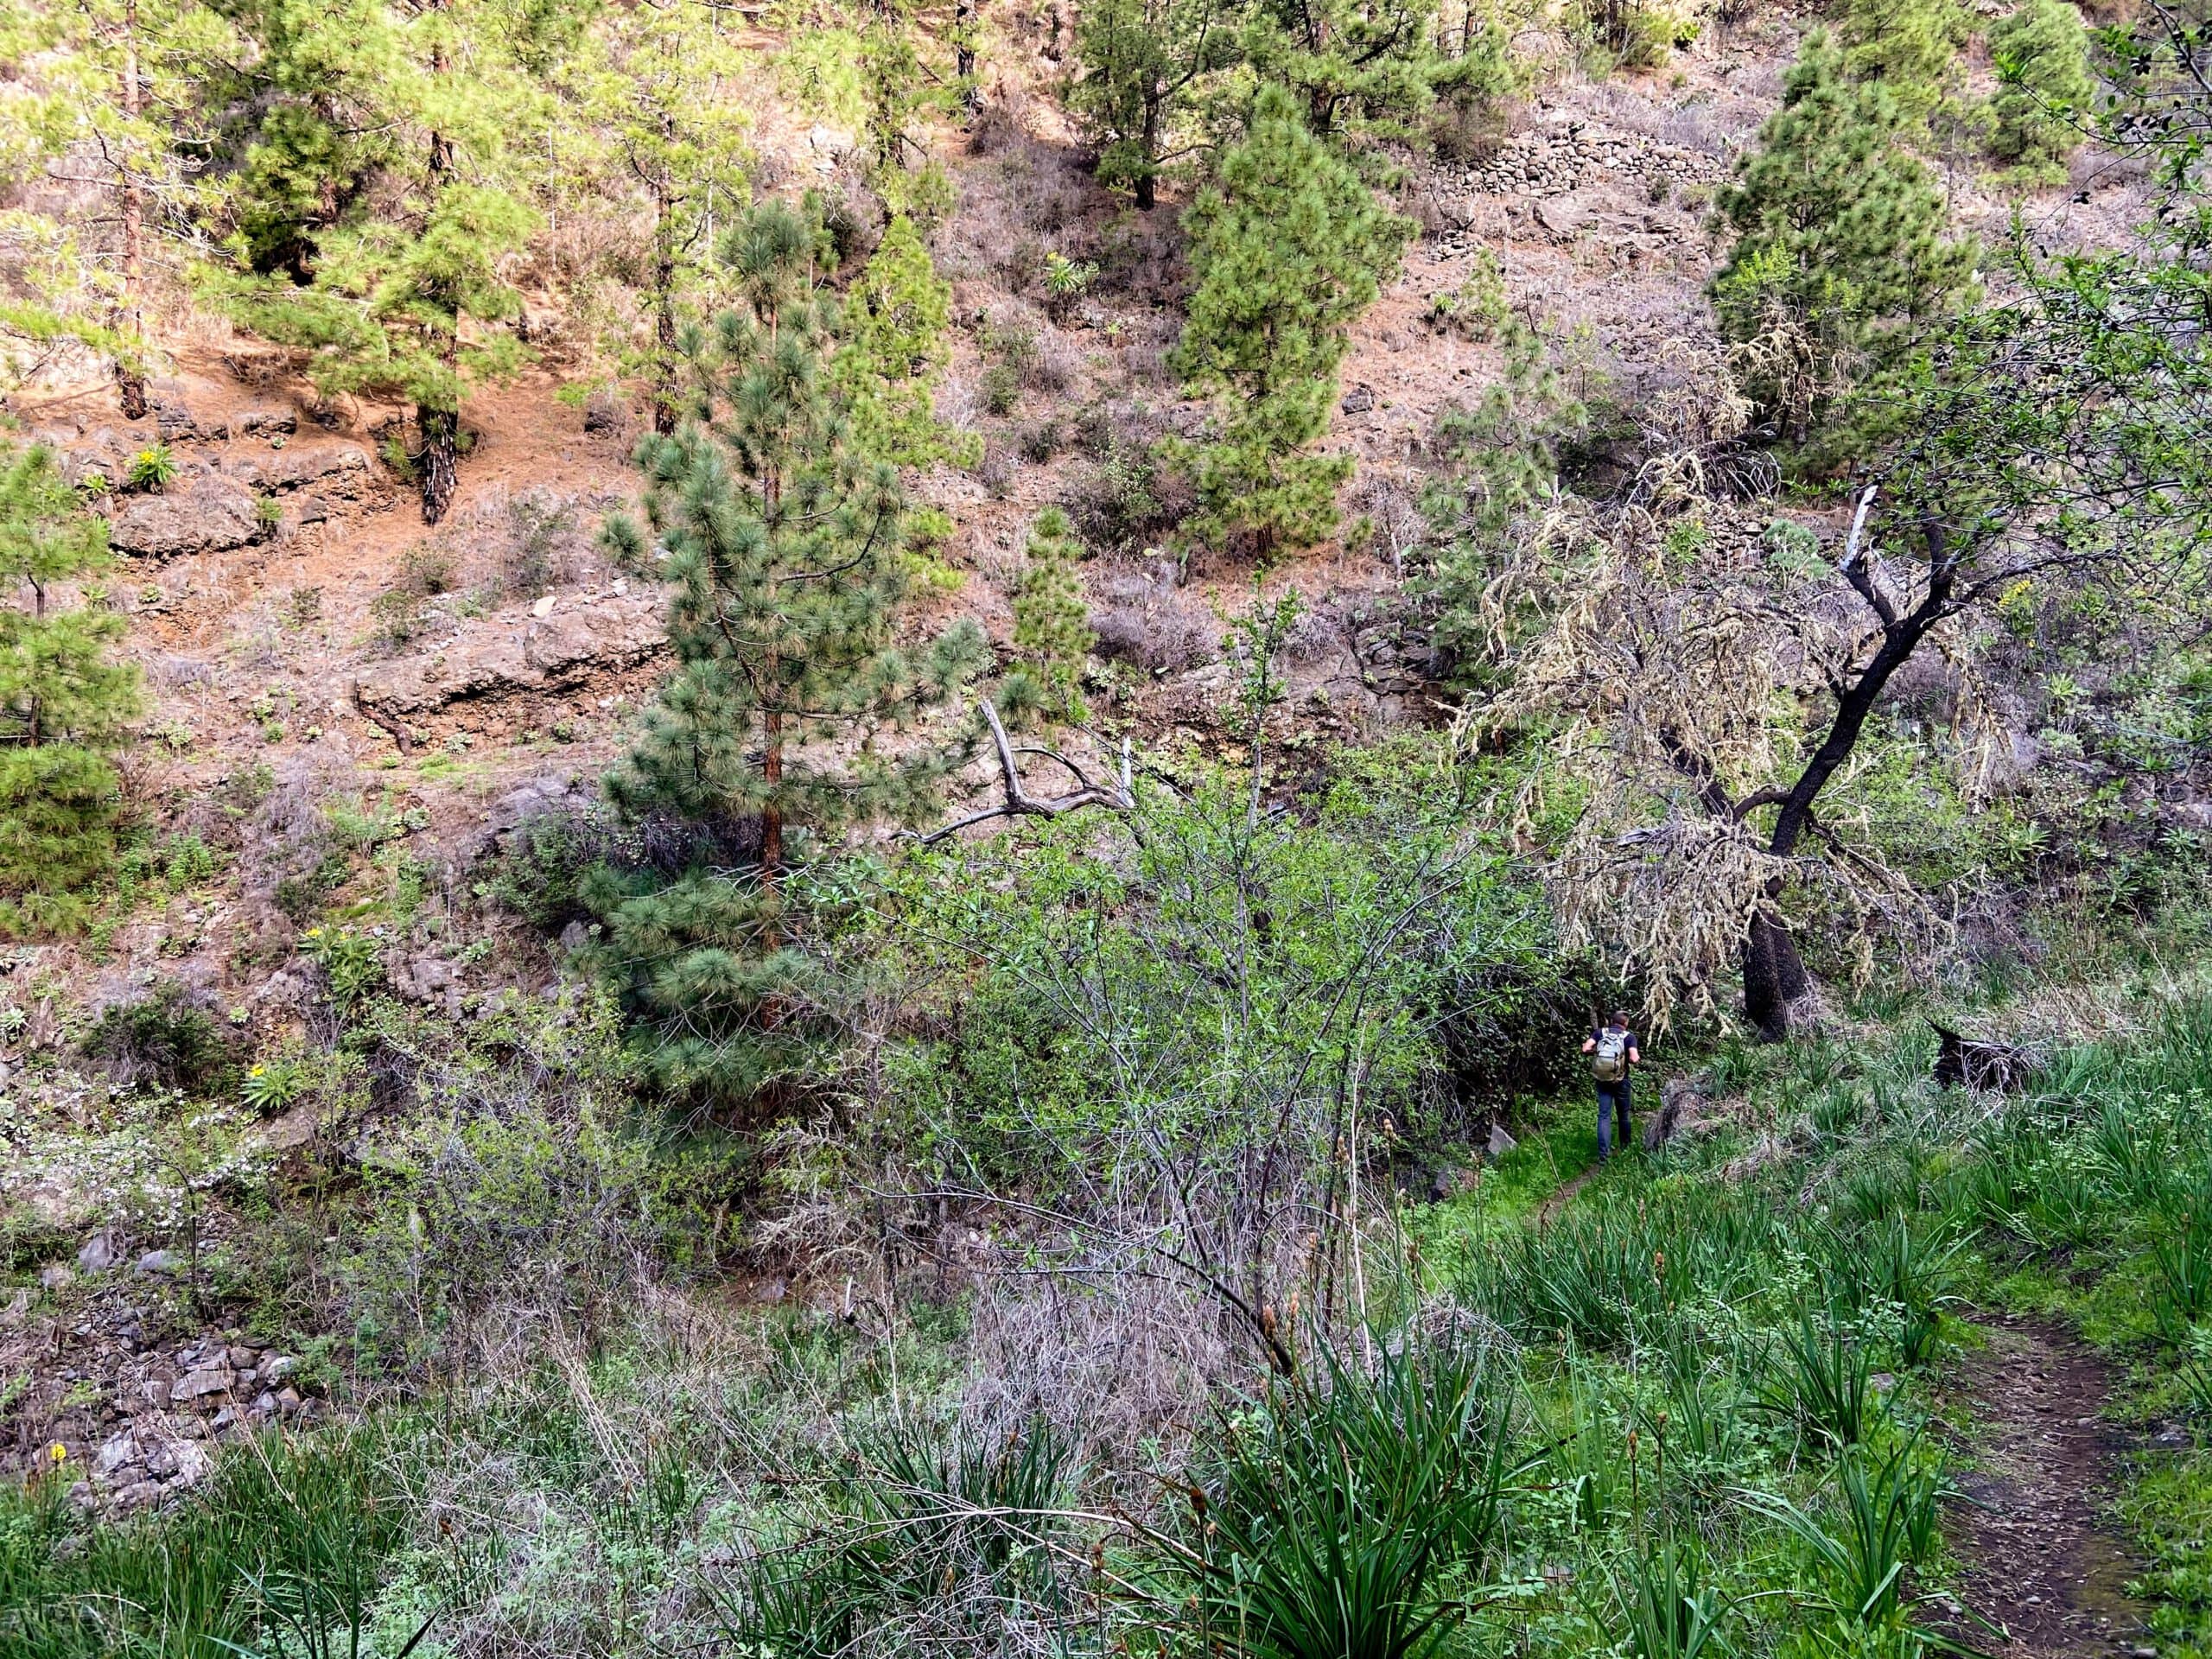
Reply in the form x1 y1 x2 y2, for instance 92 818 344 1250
652 150 678 436
419 405 459 524
1135 98 1160 210
1737 518 1955 1038
954 0 978 115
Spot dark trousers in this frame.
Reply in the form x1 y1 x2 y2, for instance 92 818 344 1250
1596 1078 1631 1158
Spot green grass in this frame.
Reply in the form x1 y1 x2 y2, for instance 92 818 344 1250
0 1428 421 1659
14 986 2212 1659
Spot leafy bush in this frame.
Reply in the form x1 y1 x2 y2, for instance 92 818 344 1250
125 443 177 492
301 924 384 1013
82 982 237 1095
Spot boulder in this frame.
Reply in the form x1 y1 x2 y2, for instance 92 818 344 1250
227 406 297 438
133 1249 184 1277
39 1263 74 1292
353 594 665 715
76 1233 122 1274
94 1429 140 1477
110 475 262 557
170 1367 232 1403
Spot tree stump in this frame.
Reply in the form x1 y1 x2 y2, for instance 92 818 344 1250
1930 1022 2035 1092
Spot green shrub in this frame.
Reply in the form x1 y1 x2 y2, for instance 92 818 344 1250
1149 1339 1518 1659
0 1428 419 1659
980 359 1020 416
1987 0 2093 175
82 982 238 1095
125 443 177 492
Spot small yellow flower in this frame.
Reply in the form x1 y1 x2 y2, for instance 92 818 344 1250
48 1442 67 1464
250 1064 266 1077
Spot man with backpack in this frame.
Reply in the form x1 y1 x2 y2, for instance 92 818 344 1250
1582 1011 1642 1162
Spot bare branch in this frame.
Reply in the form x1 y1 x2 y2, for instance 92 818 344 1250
914 702 1135 845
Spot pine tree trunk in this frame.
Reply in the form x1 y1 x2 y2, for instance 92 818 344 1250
761 462 784 884
114 0 149 422
419 405 459 524
422 25 461 524
1135 99 1160 211
652 166 678 436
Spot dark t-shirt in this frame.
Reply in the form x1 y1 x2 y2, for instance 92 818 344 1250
1591 1027 1640 1075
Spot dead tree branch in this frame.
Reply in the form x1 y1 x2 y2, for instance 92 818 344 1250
917 701 1135 845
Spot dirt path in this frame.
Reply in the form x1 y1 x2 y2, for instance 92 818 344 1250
1535 1162 1599 1225
1942 1315 2150 1658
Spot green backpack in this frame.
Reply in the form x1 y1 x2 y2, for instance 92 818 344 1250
1592 1028 1629 1083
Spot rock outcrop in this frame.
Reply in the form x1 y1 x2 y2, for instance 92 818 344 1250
108 474 264 557
353 592 665 715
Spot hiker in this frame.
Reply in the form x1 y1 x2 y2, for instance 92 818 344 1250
1582 1011 1641 1161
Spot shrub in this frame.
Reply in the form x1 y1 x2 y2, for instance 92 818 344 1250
397 542 458 597
82 982 238 1095
499 488 580 600
368 588 430 652
980 359 1020 416
1148 1340 1518 1659
126 443 177 492
301 925 384 1014
474 806 612 931
0 1429 420 1659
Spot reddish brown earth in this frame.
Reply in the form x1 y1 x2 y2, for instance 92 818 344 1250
1942 1316 2151 1659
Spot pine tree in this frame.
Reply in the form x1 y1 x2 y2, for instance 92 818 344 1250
1001 507 1093 727
1169 86 1414 554
194 0 401 282
586 200 988 1108
0 446 142 934
208 0 542 523
1068 0 1241 212
562 0 753 435
0 0 227 416
1838 0 1970 124
1987 0 2093 176
830 214 976 470
1241 0 1450 143
1710 30 1976 443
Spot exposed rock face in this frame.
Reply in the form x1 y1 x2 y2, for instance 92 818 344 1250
353 593 665 715
222 442 372 498
108 474 264 557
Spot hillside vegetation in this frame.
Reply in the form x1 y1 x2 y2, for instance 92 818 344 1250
3 0 2212 1655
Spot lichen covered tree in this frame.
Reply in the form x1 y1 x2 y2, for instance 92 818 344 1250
587 201 988 1109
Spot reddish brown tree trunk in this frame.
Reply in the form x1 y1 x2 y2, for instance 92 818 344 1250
114 0 149 421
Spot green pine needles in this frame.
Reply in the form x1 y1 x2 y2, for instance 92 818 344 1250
1168 85 1414 556
0 445 142 935
831 213 977 471
586 200 988 1111
1710 29 1977 446
1002 507 1094 728
1987 0 2093 177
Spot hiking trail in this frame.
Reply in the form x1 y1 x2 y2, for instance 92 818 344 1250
1942 1315 2151 1659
